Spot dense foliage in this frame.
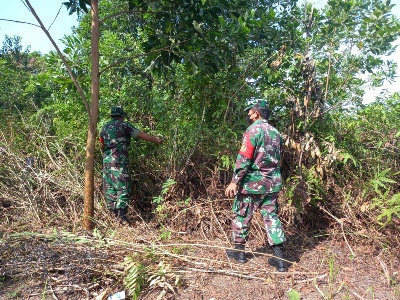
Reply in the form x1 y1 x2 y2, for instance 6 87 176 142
0 0 399 231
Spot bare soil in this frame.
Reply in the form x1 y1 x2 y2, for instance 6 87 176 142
1 211 400 300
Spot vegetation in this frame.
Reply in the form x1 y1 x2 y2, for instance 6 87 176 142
1 0 399 298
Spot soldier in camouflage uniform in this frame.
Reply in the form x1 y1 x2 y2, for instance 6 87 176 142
100 106 163 223
225 99 287 272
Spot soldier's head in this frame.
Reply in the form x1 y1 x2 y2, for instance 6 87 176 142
110 106 126 120
244 98 270 124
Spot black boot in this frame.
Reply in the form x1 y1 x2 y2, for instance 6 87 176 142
117 208 130 225
268 244 288 272
226 244 247 263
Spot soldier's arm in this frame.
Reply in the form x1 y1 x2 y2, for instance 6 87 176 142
226 154 253 198
137 131 163 144
126 122 162 143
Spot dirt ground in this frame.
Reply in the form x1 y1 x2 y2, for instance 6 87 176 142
173 239 400 300
1 219 399 300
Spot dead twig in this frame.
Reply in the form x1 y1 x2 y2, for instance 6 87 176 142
295 273 328 283
178 267 268 280
210 200 230 243
377 257 391 287
318 205 355 257
351 291 365 299
48 283 59 300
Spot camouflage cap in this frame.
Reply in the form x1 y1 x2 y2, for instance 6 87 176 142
244 98 267 110
110 106 126 117
244 98 270 118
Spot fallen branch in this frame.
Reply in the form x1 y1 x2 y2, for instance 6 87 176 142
318 205 355 257
177 267 268 280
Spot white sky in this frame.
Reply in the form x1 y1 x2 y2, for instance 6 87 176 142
0 0 78 54
0 0 399 103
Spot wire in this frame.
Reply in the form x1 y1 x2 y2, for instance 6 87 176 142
20 0 30 12
48 4 63 31
0 18 40 28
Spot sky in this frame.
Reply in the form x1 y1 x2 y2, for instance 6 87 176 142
0 0 78 54
0 0 399 103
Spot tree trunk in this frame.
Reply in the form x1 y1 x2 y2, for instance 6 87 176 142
83 0 100 230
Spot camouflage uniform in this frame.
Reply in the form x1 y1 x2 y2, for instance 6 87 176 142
231 118 286 246
100 113 140 211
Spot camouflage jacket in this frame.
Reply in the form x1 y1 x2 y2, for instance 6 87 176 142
100 119 141 165
232 119 282 194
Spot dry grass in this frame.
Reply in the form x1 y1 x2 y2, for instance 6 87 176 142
0 128 99 232
1 125 400 299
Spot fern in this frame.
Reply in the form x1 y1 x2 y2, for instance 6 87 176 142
369 168 397 193
340 151 357 167
373 192 400 226
123 256 146 300
147 260 180 300
121 256 181 299
152 179 177 204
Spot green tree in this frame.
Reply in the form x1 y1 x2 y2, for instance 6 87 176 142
0 35 49 113
244 0 400 208
27 0 286 229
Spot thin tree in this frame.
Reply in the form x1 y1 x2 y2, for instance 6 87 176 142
23 0 98 230
84 0 99 230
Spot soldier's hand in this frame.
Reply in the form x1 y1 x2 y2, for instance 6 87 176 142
225 182 237 198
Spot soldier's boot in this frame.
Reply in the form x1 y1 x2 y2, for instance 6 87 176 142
226 243 247 263
268 243 288 272
117 208 130 225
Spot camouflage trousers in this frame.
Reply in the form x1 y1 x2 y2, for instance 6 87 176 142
232 192 286 246
102 163 131 210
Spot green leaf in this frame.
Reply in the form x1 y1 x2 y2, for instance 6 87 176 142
341 152 357 167
218 15 226 27
287 288 301 300
193 21 203 34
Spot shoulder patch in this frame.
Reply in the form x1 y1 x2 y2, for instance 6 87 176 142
238 132 255 159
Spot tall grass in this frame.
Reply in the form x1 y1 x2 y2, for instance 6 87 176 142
0 123 92 232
